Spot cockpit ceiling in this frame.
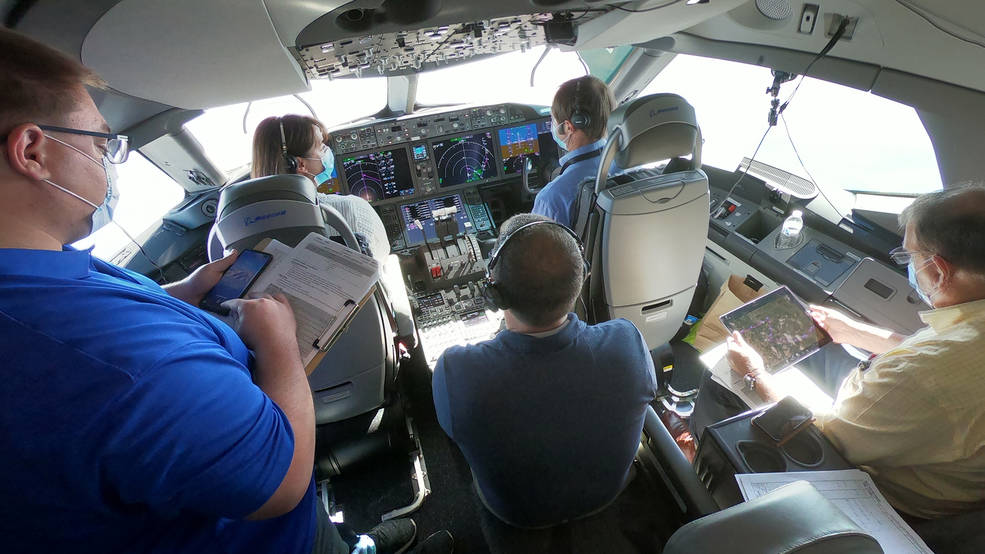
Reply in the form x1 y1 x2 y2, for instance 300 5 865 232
296 13 560 79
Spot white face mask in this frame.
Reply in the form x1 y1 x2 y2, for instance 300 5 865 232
41 134 119 235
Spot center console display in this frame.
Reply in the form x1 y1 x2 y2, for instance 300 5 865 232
431 132 497 188
498 120 556 175
342 147 414 202
400 194 473 246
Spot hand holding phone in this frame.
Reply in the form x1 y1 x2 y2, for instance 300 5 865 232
200 249 273 315
752 396 814 444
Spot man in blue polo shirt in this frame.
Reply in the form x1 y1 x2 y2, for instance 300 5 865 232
0 27 441 554
432 213 657 529
532 76 615 229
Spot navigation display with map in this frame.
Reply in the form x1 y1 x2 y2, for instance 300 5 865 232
719 287 831 374
431 132 497 188
342 147 414 202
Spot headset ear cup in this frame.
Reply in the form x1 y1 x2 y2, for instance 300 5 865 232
570 111 590 130
284 154 298 173
482 279 508 311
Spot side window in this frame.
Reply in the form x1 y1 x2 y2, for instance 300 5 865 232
73 153 185 260
639 55 942 197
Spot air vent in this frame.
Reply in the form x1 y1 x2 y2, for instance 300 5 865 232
738 158 818 199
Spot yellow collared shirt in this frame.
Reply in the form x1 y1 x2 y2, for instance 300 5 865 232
817 298 985 519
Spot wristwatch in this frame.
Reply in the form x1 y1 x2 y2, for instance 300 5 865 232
743 372 758 391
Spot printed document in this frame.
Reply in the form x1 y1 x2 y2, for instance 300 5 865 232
251 233 380 366
735 470 933 554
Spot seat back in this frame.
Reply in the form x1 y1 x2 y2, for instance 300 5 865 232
210 174 396 424
576 94 709 348
663 481 883 554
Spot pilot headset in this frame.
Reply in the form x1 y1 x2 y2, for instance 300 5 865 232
568 77 591 131
482 220 589 311
278 118 299 173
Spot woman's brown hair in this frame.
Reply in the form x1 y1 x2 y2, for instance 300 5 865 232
251 114 329 178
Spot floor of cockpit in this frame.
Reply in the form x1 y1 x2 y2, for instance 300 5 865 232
327 346 682 553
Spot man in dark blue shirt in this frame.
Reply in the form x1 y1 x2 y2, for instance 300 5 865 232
532 76 615 228
432 213 657 528
0 27 437 554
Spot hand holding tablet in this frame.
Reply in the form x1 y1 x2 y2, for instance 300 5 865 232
719 286 832 374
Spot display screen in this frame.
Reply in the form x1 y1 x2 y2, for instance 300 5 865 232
400 194 473 246
342 147 414 202
431 132 497 188
200 249 272 314
316 166 341 195
499 120 557 175
412 144 428 161
719 286 832 374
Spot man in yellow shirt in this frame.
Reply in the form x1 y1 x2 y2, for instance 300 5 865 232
728 184 985 519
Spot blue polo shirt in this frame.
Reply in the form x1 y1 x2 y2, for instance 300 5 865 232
432 314 656 528
0 247 315 553
532 139 607 228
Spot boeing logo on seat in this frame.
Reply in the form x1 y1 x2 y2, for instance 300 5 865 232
244 210 287 226
650 106 679 117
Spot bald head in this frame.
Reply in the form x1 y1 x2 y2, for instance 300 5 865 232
493 214 584 327
900 183 985 275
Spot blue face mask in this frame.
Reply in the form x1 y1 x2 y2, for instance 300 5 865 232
908 258 936 306
304 146 336 186
551 120 568 152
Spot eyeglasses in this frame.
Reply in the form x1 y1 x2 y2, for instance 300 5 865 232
888 247 926 266
38 125 130 164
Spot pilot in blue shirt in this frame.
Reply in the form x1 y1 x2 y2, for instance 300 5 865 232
532 76 616 229
432 214 657 528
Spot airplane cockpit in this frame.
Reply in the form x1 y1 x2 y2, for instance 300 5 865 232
5 0 985 552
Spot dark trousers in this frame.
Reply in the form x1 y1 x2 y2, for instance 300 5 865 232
311 496 360 554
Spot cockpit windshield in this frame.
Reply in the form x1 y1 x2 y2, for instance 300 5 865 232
185 77 388 176
641 54 942 200
415 46 586 107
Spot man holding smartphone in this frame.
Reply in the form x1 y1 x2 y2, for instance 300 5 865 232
719 184 985 521
0 27 442 554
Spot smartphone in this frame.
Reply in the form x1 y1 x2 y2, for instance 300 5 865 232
751 396 814 443
200 249 273 314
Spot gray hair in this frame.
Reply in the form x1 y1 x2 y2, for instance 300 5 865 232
899 182 985 274
492 213 584 326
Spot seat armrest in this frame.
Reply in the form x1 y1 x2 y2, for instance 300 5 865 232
641 405 718 519
663 480 883 554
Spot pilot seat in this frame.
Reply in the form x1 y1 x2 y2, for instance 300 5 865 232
570 93 709 409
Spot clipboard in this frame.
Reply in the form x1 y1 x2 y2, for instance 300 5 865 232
250 236 382 375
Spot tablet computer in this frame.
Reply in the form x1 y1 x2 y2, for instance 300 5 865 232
719 286 832 374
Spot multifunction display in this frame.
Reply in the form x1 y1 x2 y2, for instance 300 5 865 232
400 194 473 246
342 147 414 202
431 132 497 188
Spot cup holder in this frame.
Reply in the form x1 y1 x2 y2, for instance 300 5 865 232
781 432 824 467
737 441 786 473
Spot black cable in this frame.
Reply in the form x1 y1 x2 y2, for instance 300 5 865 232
893 0 985 50
608 0 682 13
780 113 845 217
710 16 850 215
419 25 463 67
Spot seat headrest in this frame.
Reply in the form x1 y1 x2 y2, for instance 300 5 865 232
606 93 701 171
217 174 318 220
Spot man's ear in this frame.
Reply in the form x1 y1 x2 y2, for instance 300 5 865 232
5 124 50 181
931 255 954 290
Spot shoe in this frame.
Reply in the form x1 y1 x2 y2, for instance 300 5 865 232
366 518 417 554
410 530 454 554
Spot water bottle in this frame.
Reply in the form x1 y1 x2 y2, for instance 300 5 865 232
775 209 804 249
